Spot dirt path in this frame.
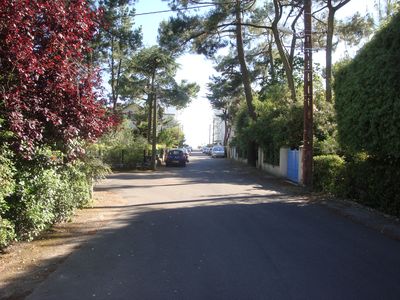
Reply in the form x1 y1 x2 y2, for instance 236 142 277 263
0 190 127 300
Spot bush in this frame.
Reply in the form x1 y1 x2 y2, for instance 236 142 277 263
8 167 60 240
343 154 400 217
334 13 400 158
52 162 92 223
97 124 149 169
313 155 345 195
0 147 15 215
77 154 111 199
0 218 16 249
4 149 99 241
0 147 17 249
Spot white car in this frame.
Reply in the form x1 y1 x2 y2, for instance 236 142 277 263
211 146 225 158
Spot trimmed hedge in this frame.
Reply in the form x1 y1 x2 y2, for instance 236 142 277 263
333 12 400 217
313 153 400 217
343 154 400 217
313 155 345 195
334 13 400 158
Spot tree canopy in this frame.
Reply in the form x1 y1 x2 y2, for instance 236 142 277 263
0 0 114 157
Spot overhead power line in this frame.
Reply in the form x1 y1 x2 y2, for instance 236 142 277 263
133 0 254 17
134 4 217 16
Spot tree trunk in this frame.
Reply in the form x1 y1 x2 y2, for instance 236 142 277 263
247 140 258 167
150 71 157 170
223 110 231 146
235 0 257 167
147 94 153 144
110 37 117 111
235 0 256 121
326 0 350 103
267 35 276 82
151 92 157 170
271 0 296 102
326 7 335 103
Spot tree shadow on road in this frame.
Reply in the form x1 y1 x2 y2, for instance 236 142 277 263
19 197 400 300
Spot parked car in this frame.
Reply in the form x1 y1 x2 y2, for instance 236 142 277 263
165 149 187 167
181 148 190 162
211 145 225 158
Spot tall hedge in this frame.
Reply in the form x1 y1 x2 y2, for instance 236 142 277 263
334 13 400 158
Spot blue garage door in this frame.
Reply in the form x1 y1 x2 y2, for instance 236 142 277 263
287 149 299 183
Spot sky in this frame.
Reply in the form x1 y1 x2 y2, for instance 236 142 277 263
133 0 376 148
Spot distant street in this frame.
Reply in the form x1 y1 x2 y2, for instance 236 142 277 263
28 152 400 300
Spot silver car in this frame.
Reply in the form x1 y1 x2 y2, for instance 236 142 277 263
211 146 225 158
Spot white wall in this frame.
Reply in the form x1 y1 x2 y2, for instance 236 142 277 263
230 146 304 184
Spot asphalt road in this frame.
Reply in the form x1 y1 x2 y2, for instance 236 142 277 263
28 152 400 300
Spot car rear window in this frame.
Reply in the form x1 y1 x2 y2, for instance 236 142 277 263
169 150 182 155
213 147 224 151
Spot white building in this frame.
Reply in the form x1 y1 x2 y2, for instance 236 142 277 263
212 111 225 145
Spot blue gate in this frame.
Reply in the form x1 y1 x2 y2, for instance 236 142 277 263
287 149 299 183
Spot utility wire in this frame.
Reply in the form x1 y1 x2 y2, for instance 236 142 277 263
133 0 254 17
134 4 217 16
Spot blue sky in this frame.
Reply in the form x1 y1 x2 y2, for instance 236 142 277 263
134 0 172 46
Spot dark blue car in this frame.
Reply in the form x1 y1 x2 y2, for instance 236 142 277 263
165 149 187 167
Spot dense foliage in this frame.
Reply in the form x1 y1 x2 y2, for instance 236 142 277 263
95 120 149 168
0 147 16 248
231 76 337 165
334 13 400 158
313 154 345 195
0 148 109 247
0 0 116 249
318 12 400 217
342 154 400 216
313 153 400 217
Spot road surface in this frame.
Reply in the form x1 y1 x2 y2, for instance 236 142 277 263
27 152 400 299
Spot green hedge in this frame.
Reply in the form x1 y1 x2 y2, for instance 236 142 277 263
334 13 400 158
0 218 16 249
6 162 93 240
0 148 109 249
313 155 345 195
313 153 400 217
0 147 16 248
343 154 400 217
332 12 400 217
0 147 15 214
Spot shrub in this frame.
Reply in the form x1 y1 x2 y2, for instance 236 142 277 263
5 147 102 240
0 147 15 215
334 13 400 158
0 218 16 249
97 123 149 168
7 166 62 240
343 154 400 217
313 155 345 195
80 154 111 198
53 162 91 223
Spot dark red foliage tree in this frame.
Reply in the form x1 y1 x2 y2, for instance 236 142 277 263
0 0 115 157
